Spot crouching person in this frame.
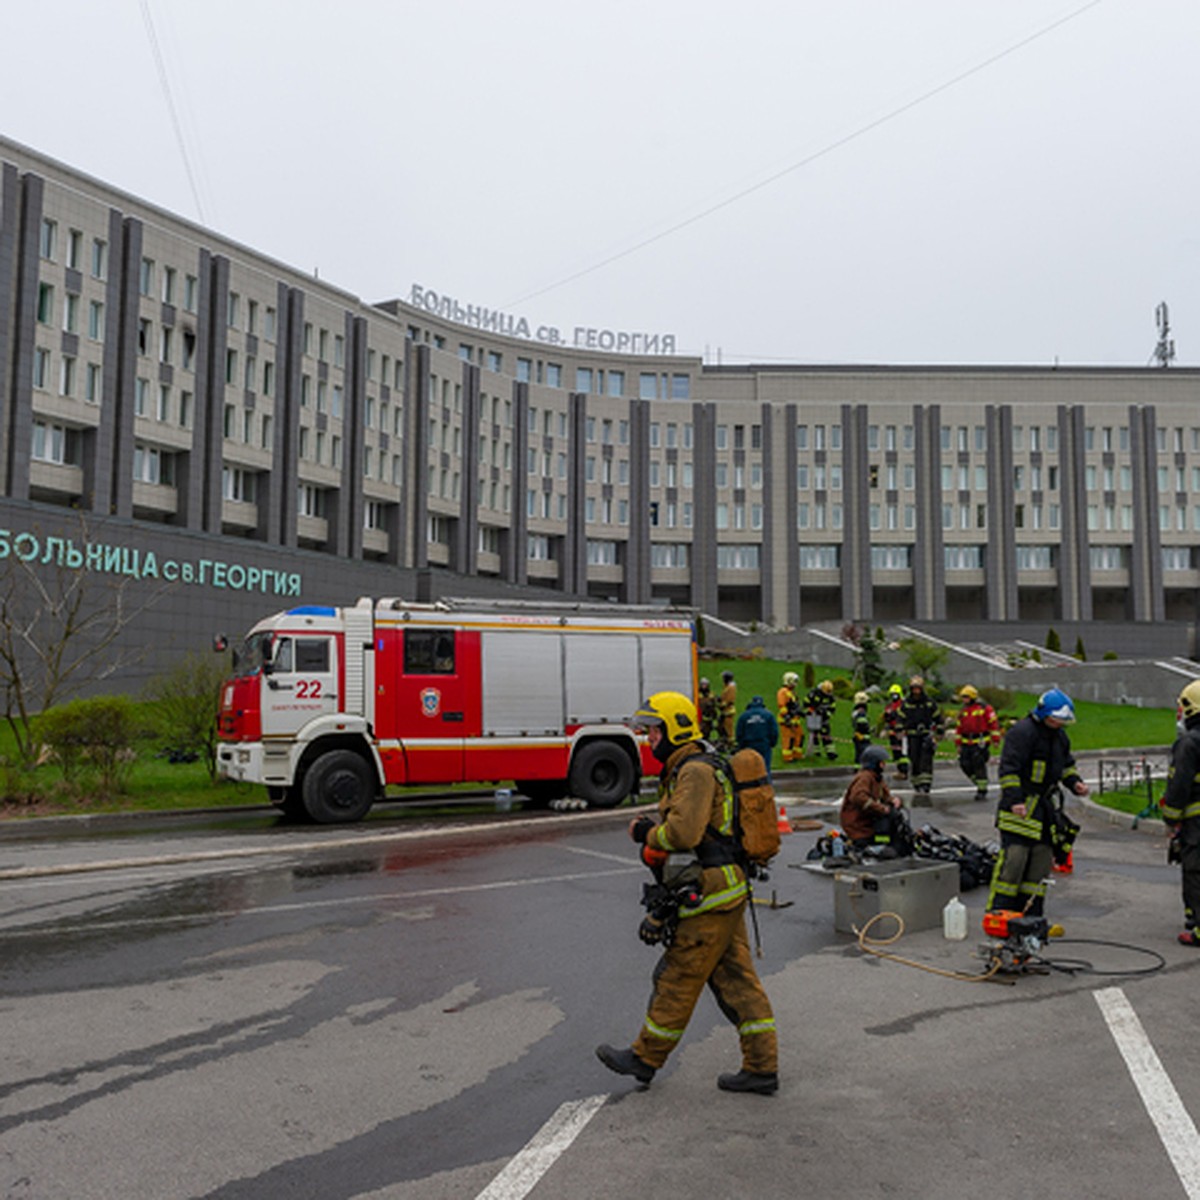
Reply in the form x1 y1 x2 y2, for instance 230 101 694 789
596 691 779 1095
840 745 906 856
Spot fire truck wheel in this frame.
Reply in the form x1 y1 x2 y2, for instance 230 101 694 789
568 742 636 809
301 750 376 824
515 780 567 808
270 786 309 822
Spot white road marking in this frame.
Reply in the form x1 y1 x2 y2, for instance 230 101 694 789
475 1094 607 1200
1095 986 1200 1199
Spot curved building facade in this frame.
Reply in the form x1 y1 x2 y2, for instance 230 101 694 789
2 134 1199 653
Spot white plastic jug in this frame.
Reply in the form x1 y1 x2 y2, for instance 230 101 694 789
943 896 968 940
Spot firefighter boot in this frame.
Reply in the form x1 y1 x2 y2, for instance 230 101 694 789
717 1069 779 1095
596 1044 656 1085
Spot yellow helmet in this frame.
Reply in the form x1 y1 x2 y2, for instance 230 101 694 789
819 679 834 695
958 685 979 701
888 683 903 698
1179 680 1200 721
783 671 799 687
854 691 869 705
633 691 700 747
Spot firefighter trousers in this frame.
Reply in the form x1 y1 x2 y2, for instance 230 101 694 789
632 903 778 1074
781 722 804 761
908 732 934 791
1179 817 1200 929
958 744 989 791
987 838 1053 916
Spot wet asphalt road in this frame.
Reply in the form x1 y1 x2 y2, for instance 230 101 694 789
2 771 1199 1199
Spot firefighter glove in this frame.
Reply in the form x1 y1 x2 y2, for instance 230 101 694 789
638 913 670 945
629 815 655 844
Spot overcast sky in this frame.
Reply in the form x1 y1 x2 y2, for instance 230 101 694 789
4 1 1197 367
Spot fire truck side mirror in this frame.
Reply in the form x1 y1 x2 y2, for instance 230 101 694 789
212 634 229 653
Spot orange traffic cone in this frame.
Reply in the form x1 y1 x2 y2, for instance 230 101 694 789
777 804 792 835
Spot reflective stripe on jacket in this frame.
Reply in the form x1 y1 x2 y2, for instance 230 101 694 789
648 742 748 912
996 714 1081 843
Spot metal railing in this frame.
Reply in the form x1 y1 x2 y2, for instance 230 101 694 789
1096 755 1170 828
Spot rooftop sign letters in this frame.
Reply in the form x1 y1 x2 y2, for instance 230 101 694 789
409 284 677 356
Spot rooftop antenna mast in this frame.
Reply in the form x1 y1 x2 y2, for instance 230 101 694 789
1154 301 1176 368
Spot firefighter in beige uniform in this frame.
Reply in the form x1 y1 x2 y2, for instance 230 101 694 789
596 691 779 1095
777 671 805 763
717 670 737 751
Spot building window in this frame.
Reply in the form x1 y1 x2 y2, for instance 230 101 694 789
297 484 326 518
37 283 54 325
88 300 105 340
139 258 154 296
32 347 50 390
40 218 57 260
945 544 984 570
799 545 839 569
32 420 77 464
55 355 75 397
223 467 257 503
586 539 618 565
871 544 911 569
133 443 174 485
91 238 108 280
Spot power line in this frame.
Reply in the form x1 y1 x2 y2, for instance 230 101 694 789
139 0 207 224
503 0 1105 310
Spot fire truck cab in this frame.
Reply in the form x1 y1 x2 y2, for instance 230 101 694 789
216 596 698 823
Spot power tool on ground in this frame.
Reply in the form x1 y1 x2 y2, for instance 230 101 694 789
979 909 1063 974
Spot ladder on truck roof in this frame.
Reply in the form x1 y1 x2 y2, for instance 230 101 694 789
375 596 698 619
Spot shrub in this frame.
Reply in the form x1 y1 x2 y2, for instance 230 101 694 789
1074 636 1087 662
1046 628 1061 653
144 652 230 780
36 695 138 794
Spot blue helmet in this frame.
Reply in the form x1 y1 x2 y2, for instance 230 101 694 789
1034 688 1076 724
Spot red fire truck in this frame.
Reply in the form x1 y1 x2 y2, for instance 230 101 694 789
216 596 698 823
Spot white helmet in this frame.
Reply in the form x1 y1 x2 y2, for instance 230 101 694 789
783 671 799 687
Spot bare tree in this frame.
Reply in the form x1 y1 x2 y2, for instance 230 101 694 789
0 524 175 766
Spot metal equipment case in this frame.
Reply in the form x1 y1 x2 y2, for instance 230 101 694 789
833 859 959 934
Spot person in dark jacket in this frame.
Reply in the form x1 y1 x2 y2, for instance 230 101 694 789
1161 679 1200 946
805 679 837 759
851 691 872 763
986 688 1089 917
901 676 942 800
840 745 905 854
736 694 779 779
881 683 908 778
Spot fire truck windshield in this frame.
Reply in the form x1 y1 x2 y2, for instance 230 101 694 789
232 631 274 678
